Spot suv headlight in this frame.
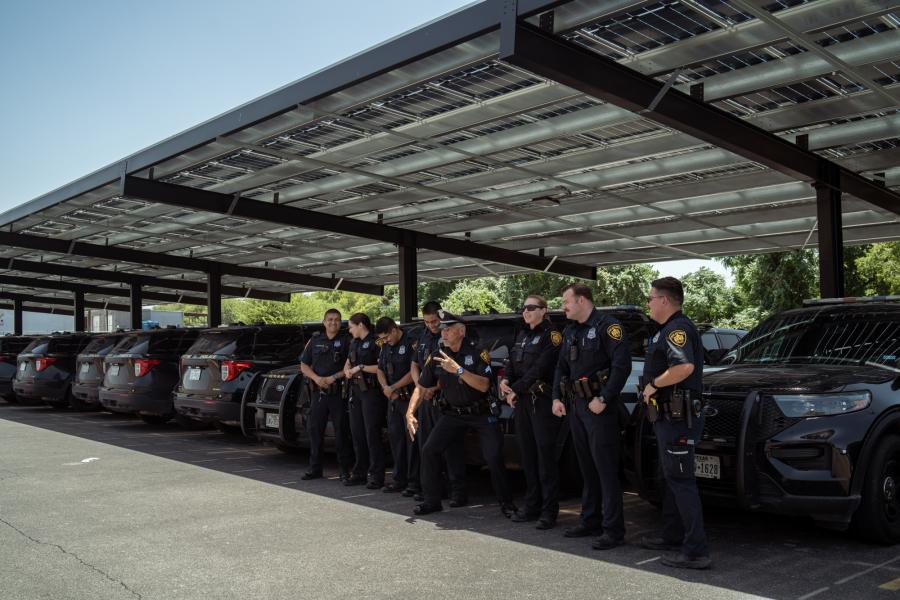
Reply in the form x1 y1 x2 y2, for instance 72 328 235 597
772 391 871 418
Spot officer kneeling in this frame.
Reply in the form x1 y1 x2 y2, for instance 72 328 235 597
641 276 711 570
407 311 516 517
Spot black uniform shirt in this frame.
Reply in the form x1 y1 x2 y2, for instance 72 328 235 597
378 331 415 386
506 320 562 396
349 333 379 368
418 337 492 409
414 326 441 369
300 331 350 377
552 308 632 403
642 310 703 395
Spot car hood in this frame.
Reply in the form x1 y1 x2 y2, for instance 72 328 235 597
705 363 896 394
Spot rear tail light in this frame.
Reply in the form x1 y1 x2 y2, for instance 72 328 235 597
35 357 57 372
221 360 252 382
134 359 161 378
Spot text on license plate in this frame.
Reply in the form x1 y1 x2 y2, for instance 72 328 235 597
188 368 202 381
265 412 280 429
695 454 720 479
80 363 90 373
19 362 26 372
110 364 120 376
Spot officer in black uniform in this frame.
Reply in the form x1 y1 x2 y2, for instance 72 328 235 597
409 301 466 505
640 276 711 570
343 313 385 488
300 308 352 481
499 294 563 530
376 316 419 497
408 310 516 517
552 283 631 550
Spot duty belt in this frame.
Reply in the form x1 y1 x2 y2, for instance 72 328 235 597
443 403 483 416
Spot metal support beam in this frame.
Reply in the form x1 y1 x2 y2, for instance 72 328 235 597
121 176 597 280
207 269 222 328
815 164 845 299
0 291 129 313
130 283 142 330
0 230 382 296
73 291 85 332
3 258 289 302
398 243 417 324
13 297 22 335
498 21 900 218
0 303 72 317
0 274 207 306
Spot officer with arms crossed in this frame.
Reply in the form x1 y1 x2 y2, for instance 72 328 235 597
407 310 516 517
499 294 563 529
409 301 466 505
300 308 352 481
343 313 385 488
376 316 420 497
552 283 631 550
641 276 711 570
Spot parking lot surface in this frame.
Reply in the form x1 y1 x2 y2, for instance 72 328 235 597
2 403 900 600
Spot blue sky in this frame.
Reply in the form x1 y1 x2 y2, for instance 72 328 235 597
0 0 730 283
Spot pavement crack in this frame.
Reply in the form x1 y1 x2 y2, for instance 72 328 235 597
0 516 143 599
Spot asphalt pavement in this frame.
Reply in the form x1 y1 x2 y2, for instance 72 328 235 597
1 403 899 600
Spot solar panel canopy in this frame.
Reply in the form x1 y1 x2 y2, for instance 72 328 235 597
1 0 899 313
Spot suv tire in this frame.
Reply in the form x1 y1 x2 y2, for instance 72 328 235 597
852 434 900 544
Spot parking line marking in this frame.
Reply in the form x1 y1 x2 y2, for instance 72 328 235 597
797 587 829 600
280 481 297 485
232 468 263 473
343 493 375 499
635 556 660 565
880 577 900 591
190 459 216 463
835 555 900 585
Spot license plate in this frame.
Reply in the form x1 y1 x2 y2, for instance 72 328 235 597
188 367 201 381
110 364 120 376
80 362 90 374
19 362 26 372
695 454 720 479
265 412 280 429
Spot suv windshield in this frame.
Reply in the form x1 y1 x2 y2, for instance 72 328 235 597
733 309 900 370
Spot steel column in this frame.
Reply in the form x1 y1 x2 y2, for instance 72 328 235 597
74 290 85 332
207 270 222 327
398 242 417 324
129 283 142 330
13 298 22 335
815 164 845 298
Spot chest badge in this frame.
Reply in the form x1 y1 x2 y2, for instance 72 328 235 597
606 324 622 341
362 341 370 349
334 341 341 348
464 355 474 366
668 329 687 347
531 336 541 345
399 345 406 355
587 327 596 340
550 331 562 347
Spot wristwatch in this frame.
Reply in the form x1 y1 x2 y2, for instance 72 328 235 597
456 366 464 376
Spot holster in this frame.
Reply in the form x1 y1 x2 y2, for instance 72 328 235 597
568 369 610 401
351 372 373 392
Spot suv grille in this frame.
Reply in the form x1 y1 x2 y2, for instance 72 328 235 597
756 396 804 441
702 394 745 444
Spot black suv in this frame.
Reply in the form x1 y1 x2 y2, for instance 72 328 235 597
174 324 307 429
13 333 93 407
699 325 747 365
99 328 200 424
240 309 655 474
633 298 900 543
71 333 125 410
0 335 35 402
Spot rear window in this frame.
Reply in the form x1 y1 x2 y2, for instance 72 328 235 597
186 330 254 357
701 332 719 351
0 337 34 355
49 336 91 355
149 330 199 355
734 309 900 370
82 335 121 355
22 338 50 355
252 327 305 361
113 334 150 355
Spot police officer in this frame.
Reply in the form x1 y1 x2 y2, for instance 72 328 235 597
343 313 385 488
407 310 517 517
300 308 352 481
409 301 467 505
552 283 631 549
499 294 563 530
376 316 419 497
640 277 711 569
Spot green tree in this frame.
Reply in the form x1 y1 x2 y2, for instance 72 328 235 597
594 264 659 307
496 272 571 309
681 267 736 325
854 242 900 295
722 250 818 318
443 278 511 314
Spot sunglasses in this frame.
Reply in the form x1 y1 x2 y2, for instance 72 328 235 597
522 304 545 312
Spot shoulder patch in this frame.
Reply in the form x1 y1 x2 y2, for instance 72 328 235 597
550 330 563 347
375 338 385 348
606 324 623 341
668 329 687 347
480 350 490 364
